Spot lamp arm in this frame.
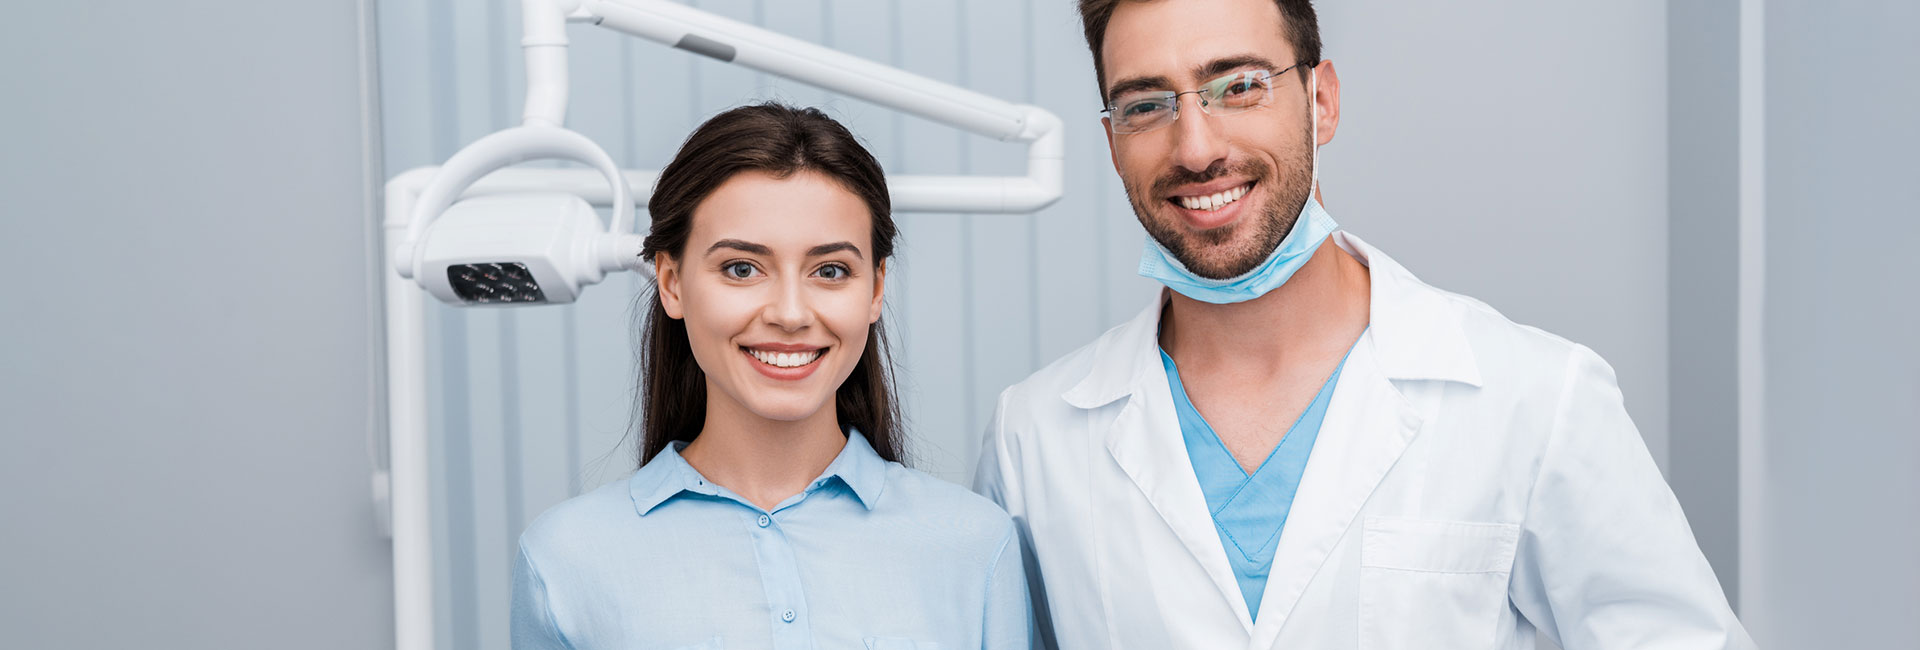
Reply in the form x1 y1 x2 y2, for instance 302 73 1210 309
582 0 1038 142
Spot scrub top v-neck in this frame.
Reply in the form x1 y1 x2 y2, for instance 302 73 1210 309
1158 342 1354 620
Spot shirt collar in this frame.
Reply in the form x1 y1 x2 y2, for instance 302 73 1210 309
815 428 889 510
628 428 891 516
1062 230 1481 409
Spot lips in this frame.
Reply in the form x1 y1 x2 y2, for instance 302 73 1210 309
747 348 821 368
739 345 828 381
1164 181 1257 230
1170 181 1254 212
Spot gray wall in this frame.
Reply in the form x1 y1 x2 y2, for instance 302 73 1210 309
1750 0 1920 645
1668 0 1743 606
0 1 392 648
377 1 1678 648
1318 0 1673 471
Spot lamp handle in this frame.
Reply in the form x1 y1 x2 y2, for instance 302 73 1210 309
395 125 635 278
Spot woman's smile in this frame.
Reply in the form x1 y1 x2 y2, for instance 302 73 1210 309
741 344 829 380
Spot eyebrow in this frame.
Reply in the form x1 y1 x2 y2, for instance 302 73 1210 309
705 239 772 257
703 238 864 260
807 241 864 259
1105 75 1172 105
1194 55 1280 82
1106 54 1282 104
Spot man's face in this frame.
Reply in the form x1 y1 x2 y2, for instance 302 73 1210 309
1101 0 1334 279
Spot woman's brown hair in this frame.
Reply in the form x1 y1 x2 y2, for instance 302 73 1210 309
635 102 903 466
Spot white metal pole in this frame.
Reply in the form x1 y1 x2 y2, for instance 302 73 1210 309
385 169 436 650
521 0 582 127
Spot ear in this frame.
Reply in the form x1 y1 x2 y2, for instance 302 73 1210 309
1312 60 1341 146
654 251 686 320
868 259 887 324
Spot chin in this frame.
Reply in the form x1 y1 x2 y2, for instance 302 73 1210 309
742 393 834 424
1158 230 1269 279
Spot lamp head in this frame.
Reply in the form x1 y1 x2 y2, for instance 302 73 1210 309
393 125 643 306
412 193 607 306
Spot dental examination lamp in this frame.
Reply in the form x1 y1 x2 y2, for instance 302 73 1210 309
394 126 641 306
380 1 1063 648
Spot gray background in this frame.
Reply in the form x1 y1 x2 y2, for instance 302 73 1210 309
0 0 394 646
1751 0 1920 644
2 0 1914 648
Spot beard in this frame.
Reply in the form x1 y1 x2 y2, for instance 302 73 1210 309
1124 122 1316 280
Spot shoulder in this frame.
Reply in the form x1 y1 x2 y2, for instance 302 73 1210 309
1414 278 1612 392
517 475 639 563
1410 281 1625 436
991 321 1128 429
1007 335 1107 405
879 464 1016 545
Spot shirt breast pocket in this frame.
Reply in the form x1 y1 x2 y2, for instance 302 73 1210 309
863 637 941 650
1359 517 1520 650
664 637 723 650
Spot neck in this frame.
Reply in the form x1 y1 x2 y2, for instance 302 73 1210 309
679 385 847 511
1160 237 1371 368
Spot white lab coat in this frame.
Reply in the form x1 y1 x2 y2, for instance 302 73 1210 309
975 232 1753 650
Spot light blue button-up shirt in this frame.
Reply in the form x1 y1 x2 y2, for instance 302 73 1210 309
511 431 1031 650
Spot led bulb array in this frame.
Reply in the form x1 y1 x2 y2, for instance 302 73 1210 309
447 262 546 304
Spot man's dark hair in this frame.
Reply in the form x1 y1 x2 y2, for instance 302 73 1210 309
1078 0 1322 102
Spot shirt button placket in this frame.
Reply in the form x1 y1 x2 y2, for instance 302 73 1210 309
748 509 811 649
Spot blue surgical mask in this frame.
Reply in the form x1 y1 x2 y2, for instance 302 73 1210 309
1136 69 1334 305
1137 196 1337 304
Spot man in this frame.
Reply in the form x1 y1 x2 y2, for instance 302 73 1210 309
973 0 1754 648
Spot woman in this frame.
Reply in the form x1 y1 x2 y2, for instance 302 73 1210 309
511 103 1030 650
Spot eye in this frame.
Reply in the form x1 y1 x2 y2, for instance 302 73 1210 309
723 261 759 279
1123 100 1167 117
813 263 851 281
1216 73 1269 108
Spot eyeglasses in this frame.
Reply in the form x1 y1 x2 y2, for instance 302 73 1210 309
1101 62 1309 135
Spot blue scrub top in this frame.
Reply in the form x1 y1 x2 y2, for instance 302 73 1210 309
1160 345 1351 620
511 430 1031 649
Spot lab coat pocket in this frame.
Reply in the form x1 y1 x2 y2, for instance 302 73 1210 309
1359 517 1520 650
862 637 940 650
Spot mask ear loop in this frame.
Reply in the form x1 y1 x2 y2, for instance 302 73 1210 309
1308 66 1320 196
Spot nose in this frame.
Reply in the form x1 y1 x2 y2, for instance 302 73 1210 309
761 274 815 332
1169 94 1230 174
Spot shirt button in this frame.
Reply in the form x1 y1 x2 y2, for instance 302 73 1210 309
781 609 796 623
756 514 771 528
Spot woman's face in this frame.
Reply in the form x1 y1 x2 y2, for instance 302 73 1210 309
655 169 885 427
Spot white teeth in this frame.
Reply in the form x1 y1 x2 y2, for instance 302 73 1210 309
749 348 821 368
1179 184 1250 211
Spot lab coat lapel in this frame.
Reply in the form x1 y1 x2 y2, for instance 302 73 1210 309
1068 297 1256 632
1247 232 1482 647
1247 336 1422 646
1105 366 1256 632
